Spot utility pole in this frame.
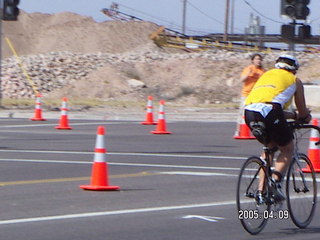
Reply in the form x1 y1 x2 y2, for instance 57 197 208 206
289 20 296 53
182 0 187 34
224 0 230 41
230 0 235 34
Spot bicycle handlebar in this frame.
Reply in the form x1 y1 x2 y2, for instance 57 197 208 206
287 121 320 145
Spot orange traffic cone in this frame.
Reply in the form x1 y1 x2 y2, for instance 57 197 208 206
151 100 171 134
55 97 72 130
233 116 255 140
303 119 320 173
30 93 46 121
80 126 120 191
141 96 157 125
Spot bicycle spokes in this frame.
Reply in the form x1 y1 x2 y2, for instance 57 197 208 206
286 154 317 228
237 157 270 235
245 166 263 199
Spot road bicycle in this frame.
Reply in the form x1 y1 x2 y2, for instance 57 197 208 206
236 120 320 235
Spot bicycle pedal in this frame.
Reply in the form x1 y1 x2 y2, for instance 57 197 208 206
255 190 265 205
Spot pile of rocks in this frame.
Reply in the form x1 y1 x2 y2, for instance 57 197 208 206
2 52 107 98
1 47 318 99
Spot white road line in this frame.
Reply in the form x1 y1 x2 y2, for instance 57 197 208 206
111 162 240 171
0 122 135 128
0 186 318 225
0 158 241 171
159 171 239 177
0 149 246 160
182 215 224 222
0 200 236 225
0 149 92 155
0 158 89 164
110 152 246 160
1 159 318 182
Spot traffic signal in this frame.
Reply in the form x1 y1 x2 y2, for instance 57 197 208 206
281 0 295 18
281 0 310 20
281 24 312 40
298 25 311 39
281 24 295 40
3 0 20 21
296 0 310 19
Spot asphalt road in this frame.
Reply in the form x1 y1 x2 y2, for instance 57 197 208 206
0 117 319 240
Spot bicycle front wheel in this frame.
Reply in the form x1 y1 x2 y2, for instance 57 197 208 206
286 153 317 228
237 156 270 235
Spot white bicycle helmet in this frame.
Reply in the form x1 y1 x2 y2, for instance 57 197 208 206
275 54 299 71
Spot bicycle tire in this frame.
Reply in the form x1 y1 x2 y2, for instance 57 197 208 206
237 156 270 235
286 153 317 228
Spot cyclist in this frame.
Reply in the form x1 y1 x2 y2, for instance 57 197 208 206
244 54 312 202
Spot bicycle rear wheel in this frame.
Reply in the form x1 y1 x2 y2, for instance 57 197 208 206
237 156 270 235
286 153 317 228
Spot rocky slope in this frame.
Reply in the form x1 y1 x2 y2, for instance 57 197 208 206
2 11 320 105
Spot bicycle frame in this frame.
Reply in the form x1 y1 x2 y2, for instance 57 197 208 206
243 146 277 206
262 147 275 204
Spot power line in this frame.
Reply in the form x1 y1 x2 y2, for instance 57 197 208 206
243 0 284 24
310 16 320 23
187 0 224 26
115 2 227 34
187 0 243 33
117 3 182 30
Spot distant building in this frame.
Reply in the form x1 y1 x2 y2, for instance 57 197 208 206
245 13 265 47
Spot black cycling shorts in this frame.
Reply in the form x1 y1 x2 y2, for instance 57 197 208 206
244 103 293 147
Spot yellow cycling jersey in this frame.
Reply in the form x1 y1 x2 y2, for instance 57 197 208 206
245 68 296 109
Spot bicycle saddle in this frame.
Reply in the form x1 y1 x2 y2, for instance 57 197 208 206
249 121 268 144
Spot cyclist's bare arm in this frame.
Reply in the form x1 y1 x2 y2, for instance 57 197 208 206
294 78 311 123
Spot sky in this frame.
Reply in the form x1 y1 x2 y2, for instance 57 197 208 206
19 0 320 35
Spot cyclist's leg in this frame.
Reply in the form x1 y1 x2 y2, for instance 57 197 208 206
263 104 293 201
244 109 268 192
265 141 293 202
258 143 276 191
273 140 294 180
265 103 294 181
257 165 266 192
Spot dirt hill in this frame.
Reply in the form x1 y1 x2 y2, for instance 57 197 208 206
2 11 320 106
3 11 159 57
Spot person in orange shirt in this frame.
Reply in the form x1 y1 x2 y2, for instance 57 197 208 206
235 53 265 137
